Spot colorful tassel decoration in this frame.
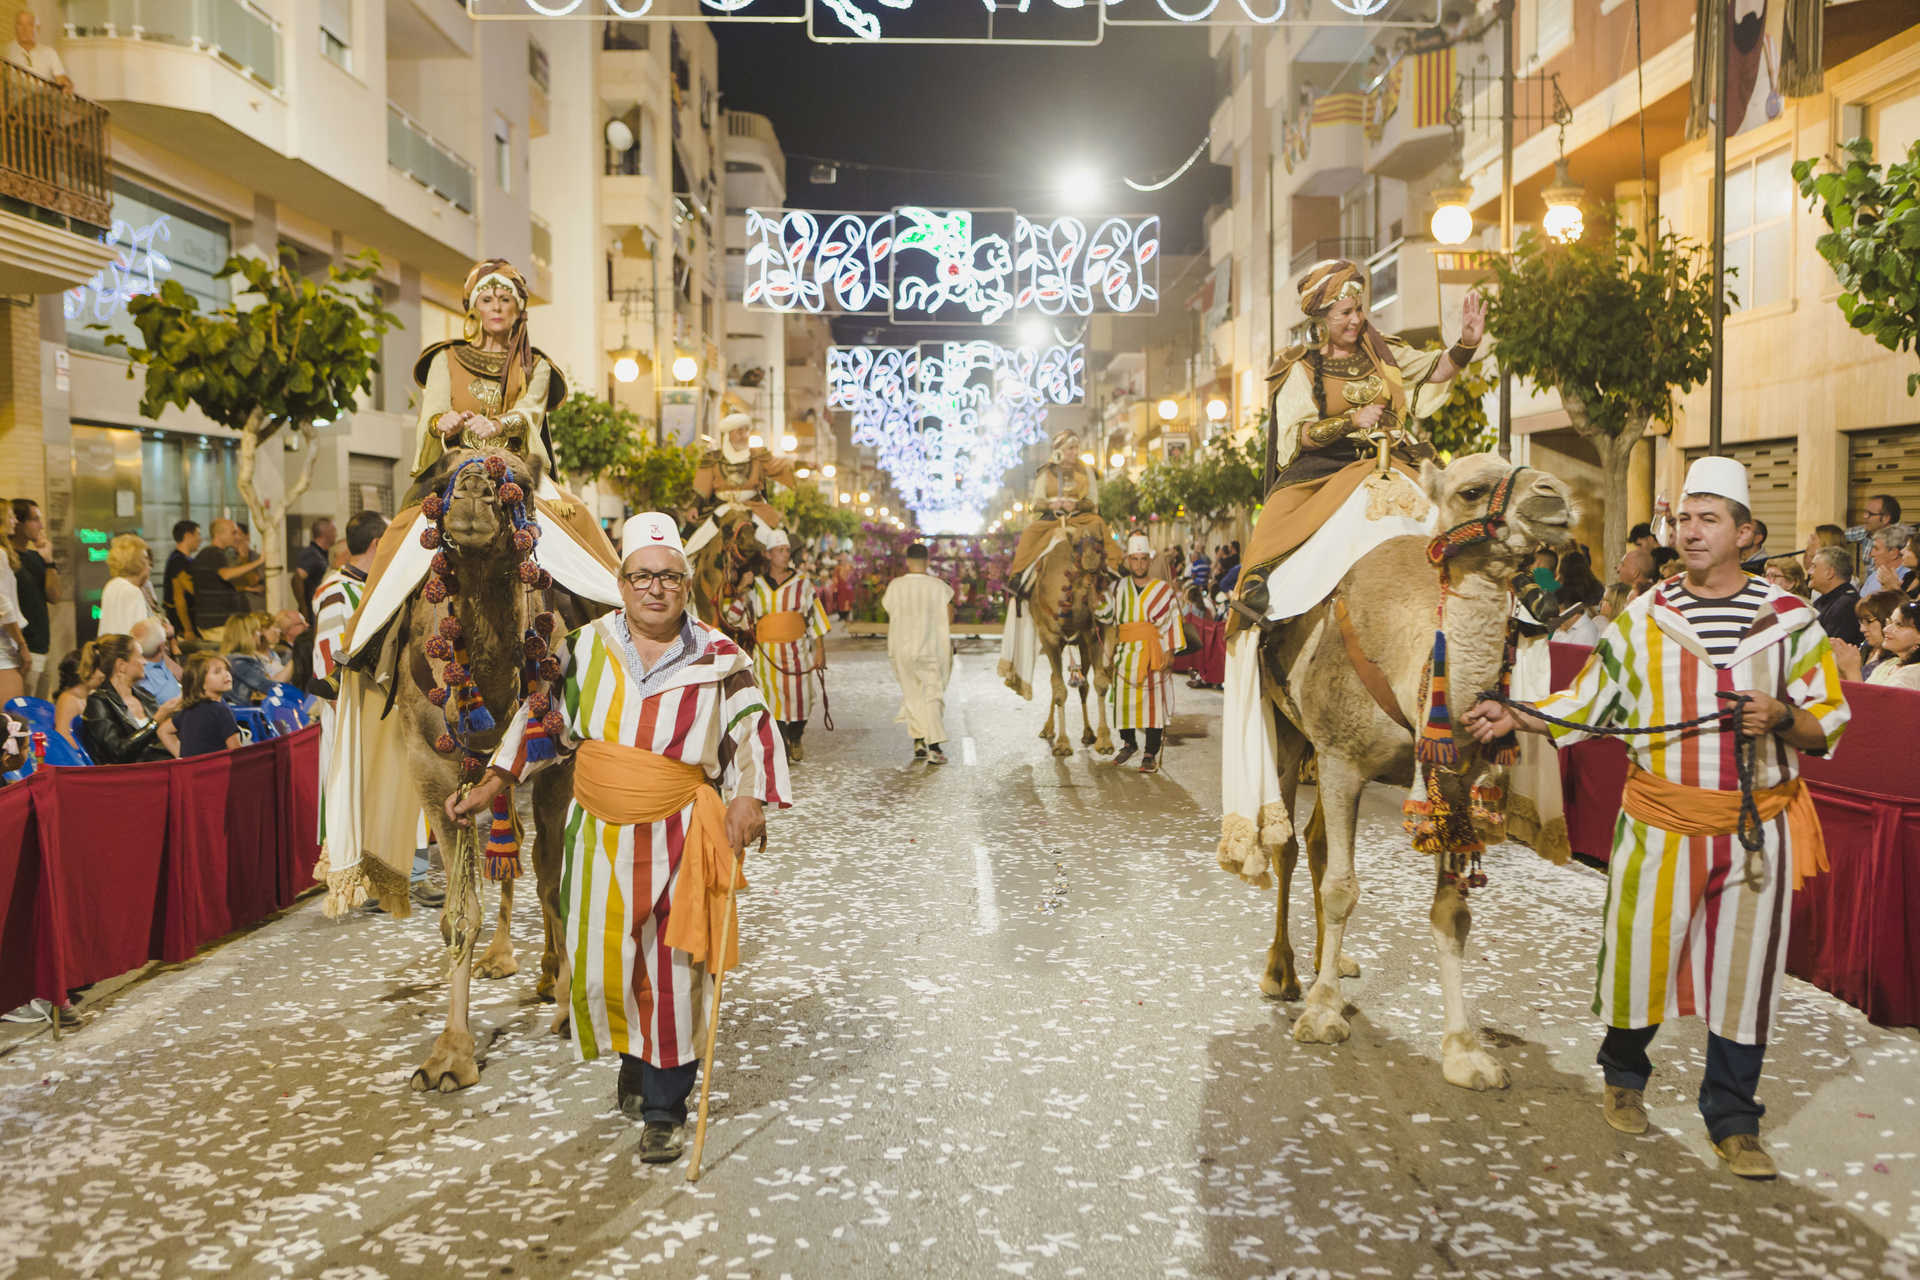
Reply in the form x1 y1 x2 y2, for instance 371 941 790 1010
1416 630 1458 767
483 790 521 882
451 642 494 734
1487 621 1521 766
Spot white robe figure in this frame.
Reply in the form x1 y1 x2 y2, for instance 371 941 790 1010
883 570 954 745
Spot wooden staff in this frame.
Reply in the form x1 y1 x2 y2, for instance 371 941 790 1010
686 836 754 1182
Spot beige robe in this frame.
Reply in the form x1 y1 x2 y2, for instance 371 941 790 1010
882 572 954 743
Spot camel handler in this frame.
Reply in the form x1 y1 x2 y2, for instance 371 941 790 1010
881 542 954 765
998 431 1120 698
1465 457 1849 1182
686 412 800 559
450 512 791 1165
722 527 830 765
1097 533 1184 773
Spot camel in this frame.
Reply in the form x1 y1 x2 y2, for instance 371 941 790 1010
1224 453 1575 1090
398 448 589 1092
1026 528 1115 758
689 510 763 648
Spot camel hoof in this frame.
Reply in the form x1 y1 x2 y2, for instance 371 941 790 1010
1051 741 1074 757
1095 736 1113 755
1338 953 1361 979
1441 1031 1509 1091
1291 988 1350 1044
1037 724 1052 740
1081 731 1096 746
410 1028 479 1093
1260 971 1302 1001
474 949 519 981
535 971 556 1002
550 1004 571 1037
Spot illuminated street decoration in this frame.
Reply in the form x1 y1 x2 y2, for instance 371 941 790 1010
469 0 1432 33
65 215 173 324
744 208 1160 321
828 340 1084 530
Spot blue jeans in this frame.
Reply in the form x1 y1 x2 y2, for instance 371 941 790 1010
1598 1024 1767 1143
620 1054 699 1125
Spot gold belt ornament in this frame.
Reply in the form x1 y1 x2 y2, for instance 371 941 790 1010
1341 373 1385 407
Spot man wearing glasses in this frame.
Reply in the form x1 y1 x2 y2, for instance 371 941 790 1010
453 512 791 1165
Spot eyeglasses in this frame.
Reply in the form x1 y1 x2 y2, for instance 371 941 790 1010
622 569 687 592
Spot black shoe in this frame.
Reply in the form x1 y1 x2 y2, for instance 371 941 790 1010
927 743 948 765
639 1121 684 1164
1111 743 1137 767
411 882 446 909
913 740 928 761
1140 753 1160 774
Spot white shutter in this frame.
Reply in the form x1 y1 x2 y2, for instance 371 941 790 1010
319 0 351 42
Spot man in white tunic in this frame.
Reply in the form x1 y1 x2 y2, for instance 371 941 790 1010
881 543 954 764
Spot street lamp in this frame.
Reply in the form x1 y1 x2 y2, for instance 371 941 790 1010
1057 165 1101 211
878 506 889 517
780 433 798 452
612 351 641 384
749 433 764 449
823 464 836 478
839 493 851 504
1205 398 1228 423
796 466 811 478
1156 398 1178 423
858 490 871 504
1430 185 1475 246
671 354 698 383
1109 451 1126 469
1541 158 1586 243
1078 451 1096 467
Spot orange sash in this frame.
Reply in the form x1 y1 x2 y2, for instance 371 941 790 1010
1117 620 1170 673
755 610 807 645
573 739 745 972
1621 763 1829 889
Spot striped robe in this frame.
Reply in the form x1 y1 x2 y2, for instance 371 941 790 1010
492 614 791 1067
311 567 367 846
1096 576 1184 731
726 572 830 722
1537 578 1849 1045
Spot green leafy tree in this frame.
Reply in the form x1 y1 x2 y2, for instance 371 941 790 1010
769 480 860 543
613 434 702 518
1484 221 1721 554
1098 473 1141 525
1423 354 1497 460
548 391 642 486
106 249 398 609
1793 137 1920 395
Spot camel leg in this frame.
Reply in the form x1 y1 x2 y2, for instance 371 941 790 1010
1293 756 1364 1045
1302 805 1361 981
1090 648 1114 754
1432 870 1508 1089
1261 726 1310 999
473 875 519 980
1037 645 1057 740
413 805 485 1092
1048 649 1073 757
1077 640 1097 747
531 767 570 1011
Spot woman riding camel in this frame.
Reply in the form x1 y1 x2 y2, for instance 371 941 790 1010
1233 258 1485 628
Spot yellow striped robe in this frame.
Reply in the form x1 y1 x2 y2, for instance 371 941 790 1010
1096 575 1184 731
1537 577 1848 1045
492 614 790 1067
726 572 831 722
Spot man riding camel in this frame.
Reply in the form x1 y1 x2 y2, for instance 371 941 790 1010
686 412 800 559
998 430 1120 697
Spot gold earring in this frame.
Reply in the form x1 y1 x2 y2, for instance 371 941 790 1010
463 313 481 342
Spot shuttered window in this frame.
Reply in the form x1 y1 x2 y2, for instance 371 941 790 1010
1684 439 1797 539
1846 424 1920 529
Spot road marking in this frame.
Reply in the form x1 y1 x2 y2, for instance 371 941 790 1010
961 737 977 765
973 844 999 933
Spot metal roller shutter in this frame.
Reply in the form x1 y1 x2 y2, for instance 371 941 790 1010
348 454 397 518
1684 439 1797 538
1846 424 1920 528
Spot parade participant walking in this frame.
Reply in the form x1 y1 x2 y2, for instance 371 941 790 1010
451 512 789 1165
1465 458 1849 1181
1098 534 1183 772
881 543 954 764
724 529 830 764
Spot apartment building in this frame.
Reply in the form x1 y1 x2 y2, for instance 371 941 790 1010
721 108 787 445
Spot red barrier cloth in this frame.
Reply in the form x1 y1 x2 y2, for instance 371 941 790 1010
1548 643 1630 863
0 726 321 1012
1172 617 1228 686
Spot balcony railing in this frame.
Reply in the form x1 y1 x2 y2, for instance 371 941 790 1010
1366 240 1400 310
1289 236 1374 278
387 104 473 213
530 213 552 272
62 0 282 92
0 61 110 228
527 39 549 93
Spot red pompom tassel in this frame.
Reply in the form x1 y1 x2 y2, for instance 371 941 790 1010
499 482 525 506
424 635 453 662
438 616 463 641
484 455 508 479
426 686 450 708
433 732 457 755
419 525 441 549
421 493 444 519
422 578 450 605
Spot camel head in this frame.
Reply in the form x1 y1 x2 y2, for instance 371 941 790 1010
1072 531 1108 576
430 447 535 560
1419 453 1578 567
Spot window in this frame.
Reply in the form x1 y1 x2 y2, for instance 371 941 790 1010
320 0 351 71
493 114 512 193
1723 147 1791 312
1532 0 1572 63
604 20 649 51
65 179 231 357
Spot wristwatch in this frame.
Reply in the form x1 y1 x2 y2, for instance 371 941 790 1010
1771 703 1796 735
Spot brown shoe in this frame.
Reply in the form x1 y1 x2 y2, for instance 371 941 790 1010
1713 1132 1778 1180
1602 1085 1649 1134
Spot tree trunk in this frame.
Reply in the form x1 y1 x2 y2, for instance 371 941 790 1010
1560 390 1645 560
236 410 319 613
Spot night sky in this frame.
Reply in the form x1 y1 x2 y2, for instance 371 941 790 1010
712 22 1229 344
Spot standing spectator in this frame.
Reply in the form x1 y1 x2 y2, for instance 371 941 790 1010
80 635 179 764
98 534 158 637
1530 547 1563 596
10 499 58 697
173 653 243 757
270 609 306 673
1554 550 1606 646
1612 546 1654 596
311 511 386 694
233 526 267 613
1808 546 1863 645
1803 523 1849 578
189 518 263 637
1860 493 1900 538
1738 519 1769 573
3 10 73 93
1651 546 1681 579
292 518 336 620
219 614 289 705
1215 542 1242 596
163 520 201 636
1862 524 1912 597
1598 582 1635 622
0 501 27 704
1626 522 1658 554
1188 546 1212 598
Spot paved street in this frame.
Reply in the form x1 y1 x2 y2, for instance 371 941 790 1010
2 635 1916 1279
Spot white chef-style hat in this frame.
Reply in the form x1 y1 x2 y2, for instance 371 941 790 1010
620 512 687 567
1126 534 1152 557
757 527 790 551
1681 456 1751 509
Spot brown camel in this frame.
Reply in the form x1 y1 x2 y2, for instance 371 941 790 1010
398 448 594 1092
689 510 763 649
1223 454 1575 1090
1027 529 1115 757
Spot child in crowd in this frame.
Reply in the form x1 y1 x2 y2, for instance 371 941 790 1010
174 651 242 757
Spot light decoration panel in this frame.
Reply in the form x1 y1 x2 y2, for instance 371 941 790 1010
66 215 172 324
469 0 1429 27
828 340 1085 532
744 207 1160 322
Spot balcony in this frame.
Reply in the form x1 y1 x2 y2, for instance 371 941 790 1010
1276 91 1366 200
62 0 281 91
387 103 473 213
1289 236 1373 278
1364 48 1456 181
528 39 549 139
0 62 118 292
1363 238 1443 342
1207 203 1235 265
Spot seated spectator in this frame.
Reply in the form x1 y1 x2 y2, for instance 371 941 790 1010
130 617 181 706
1808 545 1863 645
1598 582 1635 623
1553 550 1605 645
219 613 289 705
1835 599 1920 691
1764 557 1810 600
1903 539 1920 605
173 653 242 757
0 707 28 778
1850 590 1905 679
52 644 100 750
1804 523 1849 576
1650 546 1681 579
1862 523 1913 597
80 635 178 763
1613 546 1653 596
